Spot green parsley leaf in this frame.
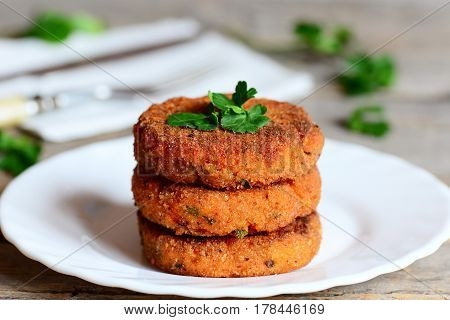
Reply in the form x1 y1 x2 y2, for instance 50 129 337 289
221 104 269 133
347 105 390 137
167 112 218 131
338 54 395 95
247 104 270 126
167 113 208 128
208 91 234 111
0 131 41 176
219 82 269 133
248 104 267 119
168 81 269 133
232 81 257 107
294 21 353 55
229 105 246 114
221 111 247 132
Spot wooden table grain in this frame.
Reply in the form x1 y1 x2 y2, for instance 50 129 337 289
0 0 448 299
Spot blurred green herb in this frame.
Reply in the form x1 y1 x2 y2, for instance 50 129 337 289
21 11 105 43
167 81 270 133
294 22 352 55
293 21 396 97
347 105 390 137
70 13 105 33
293 20 395 138
0 131 41 176
338 55 395 95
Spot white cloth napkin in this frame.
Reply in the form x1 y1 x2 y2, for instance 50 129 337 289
0 20 313 142
0 18 200 79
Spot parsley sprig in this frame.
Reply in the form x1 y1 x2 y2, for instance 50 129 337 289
293 20 394 138
167 106 219 131
294 22 352 55
294 20 396 96
167 81 270 133
338 55 395 95
347 105 390 137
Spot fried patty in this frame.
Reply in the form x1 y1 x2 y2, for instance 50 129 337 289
132 166 321 236
138 211 321 277
134 96 324 189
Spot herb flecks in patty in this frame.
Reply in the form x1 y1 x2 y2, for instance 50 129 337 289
167 81 270 133
185 206 215 225
234 229 248 239
265 259 275 268
185 206 200 217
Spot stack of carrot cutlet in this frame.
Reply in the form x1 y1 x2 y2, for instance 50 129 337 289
132 82 324 277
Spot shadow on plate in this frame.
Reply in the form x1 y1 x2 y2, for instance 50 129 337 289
62 192 144 267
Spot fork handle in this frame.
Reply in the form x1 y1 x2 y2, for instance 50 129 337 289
0 96 36 127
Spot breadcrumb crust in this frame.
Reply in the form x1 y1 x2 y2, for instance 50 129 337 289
138 211 322 277
133 167 321 236
134 96 324 189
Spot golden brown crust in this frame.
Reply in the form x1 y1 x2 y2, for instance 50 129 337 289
138 211 321 277
132 167 321 236
134 96 324 189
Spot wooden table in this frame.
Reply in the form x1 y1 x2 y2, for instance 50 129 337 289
0 0 449 299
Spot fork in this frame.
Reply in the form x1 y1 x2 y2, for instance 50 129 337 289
0 62 221 127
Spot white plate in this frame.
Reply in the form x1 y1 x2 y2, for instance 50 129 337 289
1 137 449 298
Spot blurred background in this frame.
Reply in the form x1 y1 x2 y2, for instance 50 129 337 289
0 0 448 183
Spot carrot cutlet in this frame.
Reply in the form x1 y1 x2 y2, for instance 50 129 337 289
133 166 321 236
134 96 324 189
138 211 322 277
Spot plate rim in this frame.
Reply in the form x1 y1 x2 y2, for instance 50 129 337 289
1 137 449 298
